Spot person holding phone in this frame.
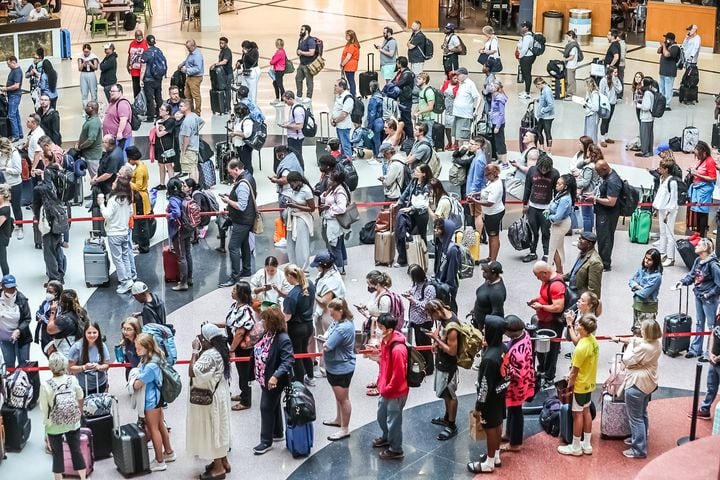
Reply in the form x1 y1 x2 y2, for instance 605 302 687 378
249 256 290 307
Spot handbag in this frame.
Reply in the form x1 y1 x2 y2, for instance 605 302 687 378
469 410 486 441
283 380 316 426
477 53 489 65
284 57 295 74
241 179 264 234
474 114 492 136
590 60 606 77
307 55 325 76
189 378 220 406
336 202 359 229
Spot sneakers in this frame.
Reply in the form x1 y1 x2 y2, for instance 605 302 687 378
518 92 531 100
379 449 404 460
274 238 287 248
253 443 273 455
691 409 711 420
624 437 633 446
522 253 538 263
662 258 675 267
623 449 646 459
164 452 177 462
581 444 593 455
15 229 23 240
149 460 167 472
304 375 316 387
116 282 133 294
557 444 583 456
605 138 616 144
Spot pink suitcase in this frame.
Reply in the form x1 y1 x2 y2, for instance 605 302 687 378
63 427 94 477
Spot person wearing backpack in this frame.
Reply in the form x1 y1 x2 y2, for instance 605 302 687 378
279 91 307 167
295 24 318 101
563 31 582 98
652 158 680 267
139 35 165 123
428 178 462 230
636 77 656 157
433 219 461 312
657 32 681 111
102 84 133 152
179 98 205 180
331 78 354 160
407 20 429 74
516 21 535 99
598 66 623 148
98 174 134 294
32 163 67 282
475 164 505 262
132 333 176 472
166 177 194 291
131 281 166 325
40 352 88 480
416 72 436 129
230 102 255 176
367 312 408 460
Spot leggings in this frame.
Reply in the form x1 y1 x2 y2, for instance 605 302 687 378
9 183 22 226
537 118 553 147
506 405 524 446
287 321 313 381
0 244 8 275
272 70 285 99
600 104 616 137
48 429 86 474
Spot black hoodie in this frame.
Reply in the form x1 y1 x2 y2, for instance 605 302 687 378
476 314 507 410
100 52 118 87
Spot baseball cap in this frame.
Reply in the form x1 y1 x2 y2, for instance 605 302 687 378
131 281 148 296
1 274 16 288
520 21 532 29
444 22 456 30
482 261 503 274
379 143 395 155
310 251 335 268
456 67 469 75
103 42 115 50
655 143 671 155
664 32 675 41
580 231 597 243
146 35 156 45
687 24 697 31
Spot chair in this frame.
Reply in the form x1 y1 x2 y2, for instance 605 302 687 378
180 0 199 31
132 0 149 24
90 17 108 37
82 0 96 30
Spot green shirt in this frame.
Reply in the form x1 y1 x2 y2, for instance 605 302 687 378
418 86 435 121
39 374 84 435
77 116 103 161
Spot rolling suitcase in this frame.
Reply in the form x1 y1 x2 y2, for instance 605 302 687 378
1 405 30 452
63 427 94 477
315 112 330 159
679 86 698 105
84 233 110 288
60 28 71 59
358 53 378 98
682 125 699 153
215 141 233 184
559 403 572 444
198 158 217 189
628 208 651 244
286 420 314 458
210 89 230 114
600 392 630 439
663 287 692 357
712 121 720 150
455 228 481 263
676 238 698 270
210 66 228 91
406 234 428 271
431 121 445 151
82 413 113 459
163 245 181 282
112 422 150 476
374 231 395 266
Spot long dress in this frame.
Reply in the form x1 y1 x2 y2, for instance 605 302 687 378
186 348 231 460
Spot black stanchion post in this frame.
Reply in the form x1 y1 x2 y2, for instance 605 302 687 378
678 362 703 445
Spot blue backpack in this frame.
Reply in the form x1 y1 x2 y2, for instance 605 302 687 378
142 323 177 365
150 48 168 80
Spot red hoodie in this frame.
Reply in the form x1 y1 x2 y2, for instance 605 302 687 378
377 330 409 399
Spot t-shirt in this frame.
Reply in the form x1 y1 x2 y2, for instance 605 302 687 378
659 43 681 78
536 275 565 324
444 34 461 55
232 117 253 148
333 92 354 130
298 36 318 66
68 341 111 391
604 41 620 67
481 178 505 215
379 38 398 66
287 184 314 206
572 335 599 394
97 148 121 189
218 46 233 76
473 280 506 329
410 140 432 164
138 361 162 410
418 86 435 121
179 113 202 151
283 282 316 323
128 39 148 78
6 67 22 97
0 205 12 243
595 169 623 215
226 303 254 337
323 320 356 375
140 47 160 80
566 45 579 69
102 99 132 138
408 31 428 63
287 104 305 140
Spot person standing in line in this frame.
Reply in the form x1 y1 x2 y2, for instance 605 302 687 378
522 153 559 263
219 159 255 286
178 99 205 181
179 39 204 115
687 141 717 237
284 171 315 273
127 30 147 99
618 32 627 96
516 21 535 100
166 177 193 291
0 138 23 240
657 32 681 111
546 174 576 274
452 67 480 148
126 146 151 254
230 102 254 176
210 36 233 103
403 264 436 368
279 91 305 166
237 40 260 104
586 160 622 271
652 157 679 266
441 23 462 74
628 248 663 332
693 320 719 421
636 77 655 158
489 80 508 164
99 43 118 102
341 30 360 97
295 24 318 101
331 78 354 159
268 39 286 104
682 24 701 67
501 315 535 453
1 56 23 141
604 29 621 72
376 26 398 85
139 35 164 123
282 264 316 386
479 26 501 72
37 94 61 147
573 141 601 233
533 78 555 151
440 72 459 150
98 175 134 294
407 20 428 75
565 232 604 297
0 275 32 367
392 56 415 141
563 31 580 99
472 261 506 330
582 78 600 144
103 84 133 151
77 43 99 110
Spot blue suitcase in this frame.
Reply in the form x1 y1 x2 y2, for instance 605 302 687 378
60 29 71 59
560 404 573 444
285 421 313 458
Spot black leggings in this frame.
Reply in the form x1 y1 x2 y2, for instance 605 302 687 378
600 104 616 137
287 321 313 381
506 405 524 446
272 70 285 99
10 183 22 225
519 56 535 94
537 118 553 147
48 429 86 474
234 346 254 406
0 244 8 275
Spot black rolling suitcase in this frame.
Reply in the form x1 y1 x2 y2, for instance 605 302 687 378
210 89 230 114
663 287 692 357
676 238 698 270
358 53 378 98
215 140 233 184
679 85 698 105
431 121 445 150
210 66 228 91
712 119 720 150
1 405 31 452
315 112 330 159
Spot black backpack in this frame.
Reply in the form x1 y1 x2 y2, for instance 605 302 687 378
170 70 186 97
121 98 141 131
618 179 640 217
292 105 317 138
338 157 358 191
350 96 364 124
669 176 689 205
123 12 137 31
546 278 580 314
532 32 547 56
650 90 667 118
389 341 427 388
359 221 376 244
392 158 412 192
539 395 562 436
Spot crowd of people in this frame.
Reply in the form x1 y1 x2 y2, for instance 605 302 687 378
0 15 718 479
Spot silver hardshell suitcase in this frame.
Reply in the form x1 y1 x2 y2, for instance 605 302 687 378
84 232 110 288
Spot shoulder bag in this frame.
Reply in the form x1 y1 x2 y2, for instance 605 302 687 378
189 377 220 406
241 179 264 234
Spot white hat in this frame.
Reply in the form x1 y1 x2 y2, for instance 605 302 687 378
201 323 223 341
131 281 148 296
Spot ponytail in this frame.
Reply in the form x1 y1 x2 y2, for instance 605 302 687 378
285 264 310 296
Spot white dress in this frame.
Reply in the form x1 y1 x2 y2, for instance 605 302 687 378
185 348 231 460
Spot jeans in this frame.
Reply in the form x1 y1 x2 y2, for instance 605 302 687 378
657 208 677 260
229 222 252 278
42 232 65 281
48 429 86 474
506 405 524 445
287 137 305 170
327 234 345 270
344 71 356 97
595 211 620 269
236 144 254 176
287 321 313 381
143 78 163 121
400 103 413 141
0 341 30 368
107 234 133 285
536 320 563 381
102 84 112 102
295 64 314 98
527 206 550 257
700 361 720 411
336 128 352 159
581 205 594 233
80 72 98 109
658 75 675 108
690 295 718 357
259 386 284 446
126 230 137 279
172 230 193 284
234 347 254 406
371 117 384 157
624 385 649 457
377 395 407 453
7 94 22 139
519 56 534 94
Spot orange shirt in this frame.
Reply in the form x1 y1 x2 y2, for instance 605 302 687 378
342 43 360 72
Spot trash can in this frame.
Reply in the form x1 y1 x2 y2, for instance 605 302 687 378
569 8 592 46
542 11 564 44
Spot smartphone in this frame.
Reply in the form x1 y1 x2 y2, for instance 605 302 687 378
420 328 432 334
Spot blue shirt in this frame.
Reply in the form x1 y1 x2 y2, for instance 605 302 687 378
297 36 318 66
6 67 22 97
138 361 162 410
466 151 487 195
323 320 356 375
181 49 204 77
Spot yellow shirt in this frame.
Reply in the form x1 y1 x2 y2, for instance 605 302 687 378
572 335 599 394
130 161 151 215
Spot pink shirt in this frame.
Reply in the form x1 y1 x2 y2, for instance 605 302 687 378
102 98 132 139
269 48 286 72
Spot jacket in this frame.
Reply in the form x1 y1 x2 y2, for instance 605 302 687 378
7 291 32 346
621 338 660 395
465 151 487 195
366 91 383 130
377 330 409 399
438 244 461 290
680 256 720 300
536 85 555 119
99 52 118 87
489 92 507 126
599 75 623 105
393 68 415 104
564 248 603 297
629 268 662 304
262 332 294 389
547 191 572 224
37 107 61 146
166 194 184 240
398 179 429 214
100 195 132 237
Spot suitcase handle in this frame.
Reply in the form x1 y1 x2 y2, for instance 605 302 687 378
367 52 375 73
318 111 330 141
678 285 690 316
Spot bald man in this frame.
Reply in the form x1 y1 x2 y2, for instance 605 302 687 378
529 260 567 388
585 160 622 271
179 39 204 114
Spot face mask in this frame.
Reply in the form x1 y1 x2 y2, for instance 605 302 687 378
45 293 55 302
376 328 384 338
367 286 375 294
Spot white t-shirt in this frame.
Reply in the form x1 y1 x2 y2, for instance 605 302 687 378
332 92 353 130
481 178 505 215
446 34 461 53
453 79 480 119
566 45 578 69
249 268 290 305
314 269 346 319
484 37 500 59
28 7 48 21
232 117 253 147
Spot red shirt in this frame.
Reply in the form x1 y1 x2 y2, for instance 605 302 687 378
377 330 409 399
128 39 148 78
535 274 565 325
693 155 717 185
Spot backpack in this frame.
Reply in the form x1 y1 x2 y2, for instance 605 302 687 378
338 156 359 191
451 34 467 55
350 95 365 124
429 278 452 306
419 140 442 177
150 48 168 79
392 158 412 192
312 36 324 57
546 277 580 314
532 32 547 56
448 162 466 187
292 104 317 137
539 395 562 436
154 359 182 403
445 321 484 368
422 86 445 114
170 70 186 97
618 179 640 217
62 153 75 172
142 323 177 366
650 90 667 118
181 197 202 232
47 378 81 427
675 45 685 70
508 215 532 251
456 243 475 279
122 98 142 131
56 170 76 203
596 91 611 119
198 190 219 216
390 341 426 388
381 291 406 330
423 37 434 59
246 120 268 150
444 194 464 229
123 11 137 31
669 176 689 205
5 369 33 409
359 220 376 244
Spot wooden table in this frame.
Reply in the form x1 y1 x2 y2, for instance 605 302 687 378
101 4 131 37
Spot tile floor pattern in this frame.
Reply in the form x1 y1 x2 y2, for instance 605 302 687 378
2 0 720 478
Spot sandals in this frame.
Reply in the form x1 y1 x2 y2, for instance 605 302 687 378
366 382 377 389
231 403 250 411
500 443 521 452
322 420 341 427
366 388 379 396
204 463 231 473
437 426 458 441
327 431 351 441
466 461 493 474
430 416 449 426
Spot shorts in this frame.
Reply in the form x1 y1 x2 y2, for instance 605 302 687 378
327 371 354 388
180 150 199 173
453 117 472 140
484 210 505 236
434 369 458 400
380 64 396 80
572 391 592 412
479 402 505 429
444 114 455 130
